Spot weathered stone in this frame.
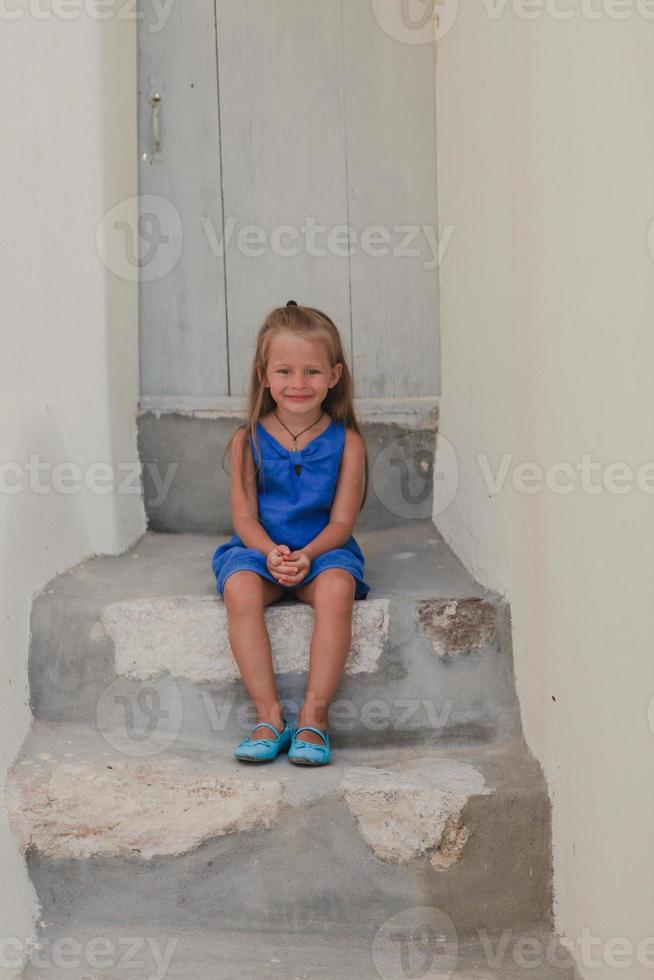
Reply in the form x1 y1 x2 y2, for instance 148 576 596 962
101 596 390 684
431 813 471 869
340 759 489 868
417 598 496 656
7 759 282 860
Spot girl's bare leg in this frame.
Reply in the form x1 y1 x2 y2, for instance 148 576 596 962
293 569 355 745
223 571 287 739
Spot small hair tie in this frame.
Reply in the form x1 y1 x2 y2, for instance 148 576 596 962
286 299 298 307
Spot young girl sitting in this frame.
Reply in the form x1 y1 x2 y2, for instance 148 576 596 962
211 301 370 767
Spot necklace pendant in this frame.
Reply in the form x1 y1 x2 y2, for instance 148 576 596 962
294 463 302 476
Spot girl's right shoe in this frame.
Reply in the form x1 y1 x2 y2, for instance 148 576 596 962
234 719 292 762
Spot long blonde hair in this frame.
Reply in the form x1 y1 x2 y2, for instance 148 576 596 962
221 303 369 512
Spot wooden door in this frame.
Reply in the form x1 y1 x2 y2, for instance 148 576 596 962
138 0 440 402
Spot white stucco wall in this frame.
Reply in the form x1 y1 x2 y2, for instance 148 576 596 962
436 4 654 977
0 6 143 974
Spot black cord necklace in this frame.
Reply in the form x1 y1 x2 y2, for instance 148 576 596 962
273 409 325 475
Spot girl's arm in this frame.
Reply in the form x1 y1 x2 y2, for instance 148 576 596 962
301 429 366 562
230 427 277 556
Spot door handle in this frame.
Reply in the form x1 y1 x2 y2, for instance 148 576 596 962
149 91 163 162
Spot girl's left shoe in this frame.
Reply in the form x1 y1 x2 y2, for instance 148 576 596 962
288 725 331 766
234 719 292 762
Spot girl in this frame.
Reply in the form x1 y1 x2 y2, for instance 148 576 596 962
211 301 371 767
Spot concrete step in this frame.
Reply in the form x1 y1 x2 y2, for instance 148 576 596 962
137 399 438 534
18 922 578 979
7 722 552 942
28 522 521 745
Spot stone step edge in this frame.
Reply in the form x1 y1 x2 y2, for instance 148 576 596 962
7 723 546 870
18 923 578 980
138 395 439 430
95 593 504 685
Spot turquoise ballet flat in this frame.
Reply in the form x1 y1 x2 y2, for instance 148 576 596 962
288 725 331 766
234 719 292 762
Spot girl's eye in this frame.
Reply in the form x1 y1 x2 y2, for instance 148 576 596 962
276 369 320 375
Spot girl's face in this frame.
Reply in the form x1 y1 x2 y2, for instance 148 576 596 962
260 332 342 416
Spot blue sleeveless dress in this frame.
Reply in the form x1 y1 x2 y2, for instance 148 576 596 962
211 418 370 601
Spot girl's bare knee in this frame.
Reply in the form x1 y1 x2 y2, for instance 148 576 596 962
223 571 265 610
313 569 356 608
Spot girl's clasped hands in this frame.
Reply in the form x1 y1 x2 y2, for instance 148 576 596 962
267 545 311 587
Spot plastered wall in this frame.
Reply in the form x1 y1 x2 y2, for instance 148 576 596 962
435 4 654 977
0 5 143 973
